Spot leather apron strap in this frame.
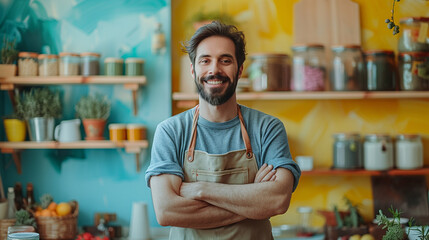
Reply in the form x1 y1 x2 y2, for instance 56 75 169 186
186 105 253 162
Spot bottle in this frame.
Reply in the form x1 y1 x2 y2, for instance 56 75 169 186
152 22 166 55
7 187 16 219
26 183 35 209
14 183 24 211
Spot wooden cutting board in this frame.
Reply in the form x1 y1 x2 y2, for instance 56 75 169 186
293 0 361 47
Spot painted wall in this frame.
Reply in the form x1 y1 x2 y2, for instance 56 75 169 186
171 0 429 227
1 0 171 228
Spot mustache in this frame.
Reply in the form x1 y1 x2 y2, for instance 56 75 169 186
201 74 230 82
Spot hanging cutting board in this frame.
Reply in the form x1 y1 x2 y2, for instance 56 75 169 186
293 0 361 47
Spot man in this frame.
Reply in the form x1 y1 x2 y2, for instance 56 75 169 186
145 21 301 240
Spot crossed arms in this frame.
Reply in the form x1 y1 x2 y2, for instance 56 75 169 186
149 164 295 229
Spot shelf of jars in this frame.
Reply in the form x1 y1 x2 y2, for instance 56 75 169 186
0 76 147 115
0 140 149 174
300 167 429 176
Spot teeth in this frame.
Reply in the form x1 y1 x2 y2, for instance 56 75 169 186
207 80 223 85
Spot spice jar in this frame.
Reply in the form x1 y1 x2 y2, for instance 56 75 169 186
291 44 326 91
332 133 362 169
364 50 397 91
398 17 429 52
59 52 80 76
363 134 393 171
38 54 58 76
395 134 423 170
127 124 146 141
104 58 123 76
18 52 38 76
81 52 100 76
125 58 144 76
330 45 365 91
247 53 291 91
109 124 127 141
398 52 429 90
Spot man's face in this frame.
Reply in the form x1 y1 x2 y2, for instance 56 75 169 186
191 36 243 106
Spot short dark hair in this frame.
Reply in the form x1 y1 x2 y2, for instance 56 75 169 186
183 21 246 69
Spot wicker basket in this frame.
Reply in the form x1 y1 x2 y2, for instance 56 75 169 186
35 200 79 240
0 218 16 240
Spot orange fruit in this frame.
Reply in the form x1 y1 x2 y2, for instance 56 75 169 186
40 209 52 217
47 202 57 211
56 202 72 216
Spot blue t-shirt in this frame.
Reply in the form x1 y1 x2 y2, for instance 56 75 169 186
145 105 301 191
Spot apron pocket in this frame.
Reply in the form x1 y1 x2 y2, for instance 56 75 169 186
193 168 249 184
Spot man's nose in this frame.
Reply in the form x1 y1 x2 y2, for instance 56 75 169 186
208 62 220 75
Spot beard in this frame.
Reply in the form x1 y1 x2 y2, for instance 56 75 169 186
195 72 238 106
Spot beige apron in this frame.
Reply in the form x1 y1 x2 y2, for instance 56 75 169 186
169 105 273 240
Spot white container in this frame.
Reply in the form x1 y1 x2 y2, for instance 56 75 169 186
364 134 393 170
296 156 313 171
395 134 423 170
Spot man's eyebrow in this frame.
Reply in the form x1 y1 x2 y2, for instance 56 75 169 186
197 54 210 60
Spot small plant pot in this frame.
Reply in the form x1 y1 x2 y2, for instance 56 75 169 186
0 64 17 77
3 119 26 142
27 117 55 142
82 119 106 140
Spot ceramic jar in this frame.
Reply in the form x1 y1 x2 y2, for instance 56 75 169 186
395 134 423 170
363 134 393 170
333 133 362 169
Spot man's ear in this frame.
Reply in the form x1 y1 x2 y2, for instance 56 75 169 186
238 65 243 79
190 63 195 79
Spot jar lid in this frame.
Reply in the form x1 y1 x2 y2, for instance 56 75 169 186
365 134 391 141
59 52 80 57
297 206 313 213
333 133 361 140
127 124 146 129
396 134 421 141
109 124 127 129
18 52 39 58
292 43 325 51
125 58 145 63
249 53 289 59
38 54 59 59
331 45 362 51
80 52 101 57
363 50 395 56
104 57 124 63
398 51 429 58
400 17 429 24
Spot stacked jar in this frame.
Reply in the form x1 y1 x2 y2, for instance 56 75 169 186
247 53 291 91
332 133 362 169
291 44 326 91
18 52 39 76
363 50 397 91
59 52 80 76
330 45 365 91
397 17 429 90
38 54 59 76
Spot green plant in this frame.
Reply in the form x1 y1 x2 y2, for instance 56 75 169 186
1 37 18 64
40 193 53 209
376 206 407 240
14 209 37 229
15 88 62 119
75 93 111 119
333 197 364 228
385 0 401 35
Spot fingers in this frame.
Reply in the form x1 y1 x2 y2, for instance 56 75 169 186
254 163 276 183
261 169 276 182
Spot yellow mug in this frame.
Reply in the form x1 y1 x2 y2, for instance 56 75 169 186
3 119 26 142
109 124 127 141
127 124 146 141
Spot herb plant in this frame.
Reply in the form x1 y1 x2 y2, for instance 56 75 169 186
14 209 37 229
15 88 62 119
1 37 18 64
75 93 111 119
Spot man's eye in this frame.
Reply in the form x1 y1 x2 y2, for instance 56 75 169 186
221 59 232 64
199 59 209 64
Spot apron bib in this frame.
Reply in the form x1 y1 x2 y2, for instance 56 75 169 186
169 105 273 240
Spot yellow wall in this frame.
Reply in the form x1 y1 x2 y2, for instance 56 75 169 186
171 0 429 227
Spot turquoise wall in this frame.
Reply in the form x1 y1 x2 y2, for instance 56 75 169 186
0 0 171 228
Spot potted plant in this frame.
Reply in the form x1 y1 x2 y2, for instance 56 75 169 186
15 87 62 141
3 108 26 142
0 37 18 77
75 93 110 140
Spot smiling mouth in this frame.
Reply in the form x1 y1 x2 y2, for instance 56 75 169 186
205 79 224 85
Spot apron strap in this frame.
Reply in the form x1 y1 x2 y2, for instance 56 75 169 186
186 105 254 162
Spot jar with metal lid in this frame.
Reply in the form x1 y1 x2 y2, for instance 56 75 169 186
38 54 58 76
104 58 123 76
332 133 362 169
125 58 144 76
398 52 429 90
330 45 365 91
364 50 397 91
398 17 429 52
291 44 326 91
363 134 393 171
395 134 423 170
247 53 291 91
18 52 38 76
59 52 80 76
81 52 100 76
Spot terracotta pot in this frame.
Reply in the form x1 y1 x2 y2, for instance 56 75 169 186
82 119 106 140
0 64 17 77
3 119 26 142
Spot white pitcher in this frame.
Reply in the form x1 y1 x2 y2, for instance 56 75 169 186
54 119 81 142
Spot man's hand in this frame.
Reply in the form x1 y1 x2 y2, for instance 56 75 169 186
254 163 276 182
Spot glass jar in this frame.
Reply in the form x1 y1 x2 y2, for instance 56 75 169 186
109 124 127 141
104 58 123 76
330 45 365 91
247 53 291 91
364 50 397 91
297 206 313 235
127 124 146 141
38 54 58 76
398 17 429 52
125 58 144 76
363 134 393 171
332 133 362 169
395 134 423 170
59 52 80 76
398 52 429 90
18 52 38 76
81 52 100 76
291 44 326 91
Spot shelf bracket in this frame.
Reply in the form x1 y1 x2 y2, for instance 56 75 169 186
1 148 22 174
135 153 140 172
124 83 139 116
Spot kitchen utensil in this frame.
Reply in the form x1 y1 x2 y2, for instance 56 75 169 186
54 119 81 142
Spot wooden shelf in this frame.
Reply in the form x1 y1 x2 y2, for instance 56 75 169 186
0 140 149 173
0 76 147 115
301 167 429 176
